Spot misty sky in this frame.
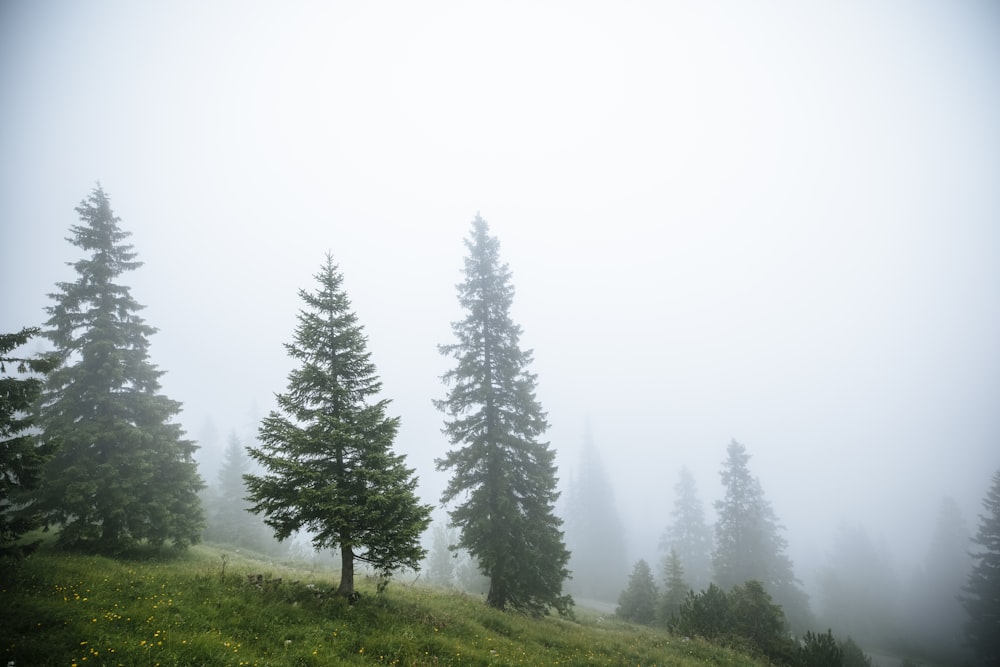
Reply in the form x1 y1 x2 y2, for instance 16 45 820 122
3 1 999 583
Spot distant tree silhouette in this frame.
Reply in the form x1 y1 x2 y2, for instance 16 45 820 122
658 547 688 624
712 440 810 632
424 523 456 588
201 432 284 556
660 466 713 592
563 430 628 602
962 468 1000 665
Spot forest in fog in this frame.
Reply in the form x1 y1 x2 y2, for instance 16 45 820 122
3 2 999 666
5 186 996 665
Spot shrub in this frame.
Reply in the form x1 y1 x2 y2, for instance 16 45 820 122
729 581 794 664
669 580 793 665
797 629 842 667
668 583 730 639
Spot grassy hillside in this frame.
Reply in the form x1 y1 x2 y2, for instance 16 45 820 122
1 543 768 667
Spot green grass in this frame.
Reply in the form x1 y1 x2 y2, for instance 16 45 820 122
2 543 767 667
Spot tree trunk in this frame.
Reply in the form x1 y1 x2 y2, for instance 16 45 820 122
338 544 355 596
487 575 506 610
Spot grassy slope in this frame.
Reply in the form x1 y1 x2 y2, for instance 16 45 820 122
1 544 767 667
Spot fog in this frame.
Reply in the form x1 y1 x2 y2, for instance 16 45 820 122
3 0 999 626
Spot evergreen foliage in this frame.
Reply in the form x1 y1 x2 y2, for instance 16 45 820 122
245 254 432 595
660 466 713 592
563 431 628 602
435 214 571 616
669 583 731 640
796 629 842 667
616 559 658 625
670 580 791 664
727 580 792 663
712 440 810 631
0 327 59 554
37 186 204 553
658 547 689 624
962 468 1000 665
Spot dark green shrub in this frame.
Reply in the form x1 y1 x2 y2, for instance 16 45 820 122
797 629 842 667
668 583 730 639
669 581 794 665
728 581 794 664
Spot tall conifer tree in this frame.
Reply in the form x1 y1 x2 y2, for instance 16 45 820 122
435 214 571 615
962 468 1000 665
658 547 689 624
713 440 810 631
617 559 658 625
660 466 713 592
38 186 203 553
564 431 628 602
245 254 432 596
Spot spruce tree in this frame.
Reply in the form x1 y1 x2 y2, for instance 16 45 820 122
660 466 713 592
658 547 689 624
962 468 1000 665
564 431 628 602
38 186 203 553
435 214 571 615
245 253 432 596
713 439 810 631
617 559 658 625
0 327 59 554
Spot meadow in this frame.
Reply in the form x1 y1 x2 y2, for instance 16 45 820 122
1 543 767 667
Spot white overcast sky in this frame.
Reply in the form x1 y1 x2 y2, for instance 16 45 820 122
3 0 999 579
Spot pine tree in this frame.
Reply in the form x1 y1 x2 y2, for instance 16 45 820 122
658 547 688 624
617 559 658 625
435 214 571 615
0 327 59 554
563 431 628 602
962 468 1000 665
245 253 432 596
660 466 713 592
38 186 203 553
712 440 810 631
